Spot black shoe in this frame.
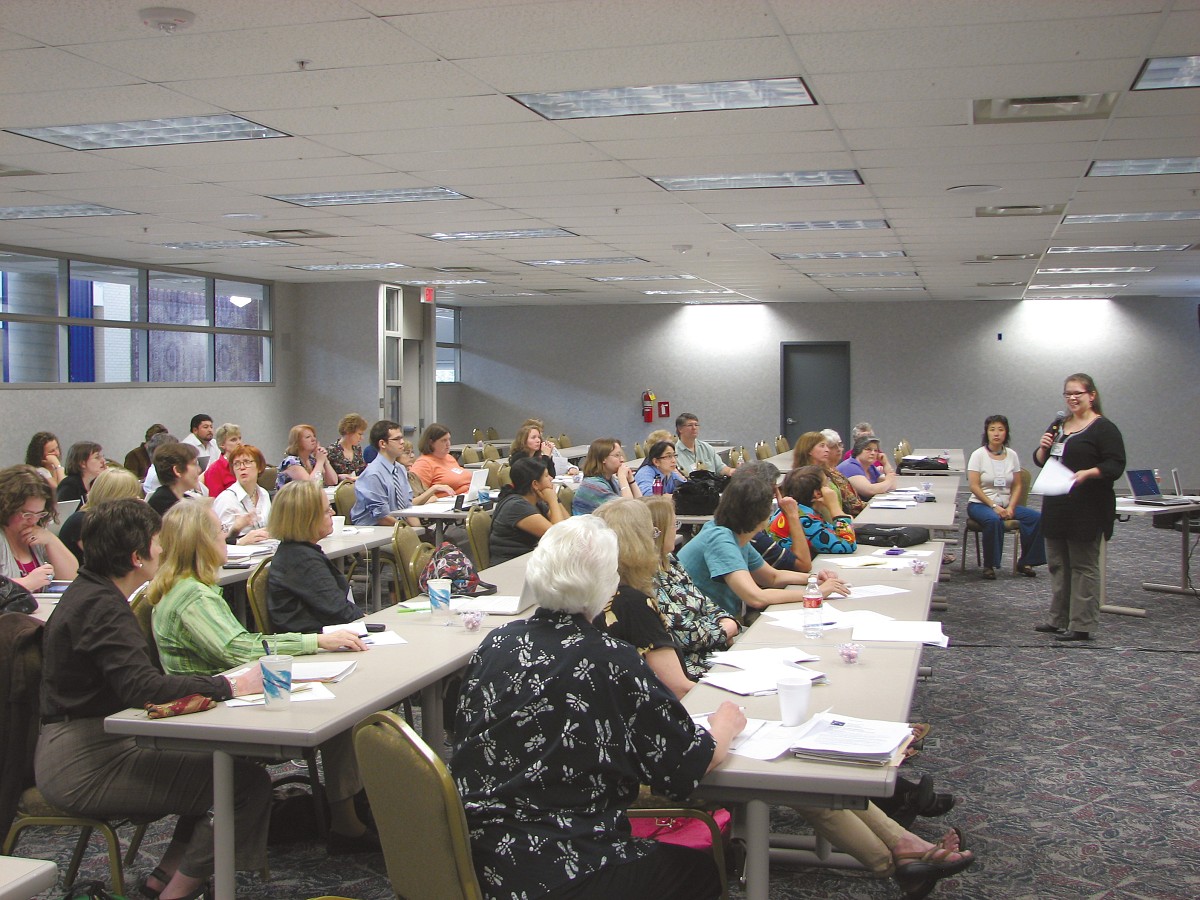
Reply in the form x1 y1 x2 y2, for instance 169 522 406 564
1055 630 1092 642
879 774 934 828
1034 624 1065 634
328 826 382 855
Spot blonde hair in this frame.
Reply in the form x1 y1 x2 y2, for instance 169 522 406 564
269 479 327 543
338 413 368 437
286 424 317 459
593 498 658 596
646 429 675 447
147 499 225 604
83 467 144 508
643 497 676 568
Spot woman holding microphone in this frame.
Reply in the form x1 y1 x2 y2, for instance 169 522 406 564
1032 373 1125 642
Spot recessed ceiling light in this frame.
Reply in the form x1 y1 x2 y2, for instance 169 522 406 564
159 239 295 249
642 289 736 295
421 228 576 241
401 279 488 286
831 287 924 292
268 187 466 206
289 262 410 271
977 281 1025 287
651 170 861 191
1028 283 1128 289
0 203 134 219
0 163 43 177
946 184 1003 194
590 274 697 282
970 253 1041 262
511 76 814 120
973 93 1118 123
976 204 1065 217
1047 245 1187 253
1036 267 1152 274
222 213 264 220
521 257 642 266
728 220 888 232
775 250 905 260
803 271 915 278
5 114 286 150
1087 157 1200 177
1026 294 1115 301
1132 55 1200 90
1063 210 1200 224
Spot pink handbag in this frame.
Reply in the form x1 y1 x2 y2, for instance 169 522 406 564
629 808 731 850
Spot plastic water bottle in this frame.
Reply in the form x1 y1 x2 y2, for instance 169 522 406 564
652 474 664 496
802 574 823 639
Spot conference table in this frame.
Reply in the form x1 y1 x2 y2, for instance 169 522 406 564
855 476 961 531
0 856 56 900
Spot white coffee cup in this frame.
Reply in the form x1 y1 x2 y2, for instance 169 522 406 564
260 655 294 709
428 578 452 617
331 515 346 534
777 677 813 726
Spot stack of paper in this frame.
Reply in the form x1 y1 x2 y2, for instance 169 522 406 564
790 713 913 766
291 660 358 683
700 663 826 696
225 540 278 559
850 621 949 647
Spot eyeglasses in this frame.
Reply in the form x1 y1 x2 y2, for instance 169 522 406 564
659 452 677 459
387 435 406 444
18 509 51 525
231 460 257 469
1062 391 1090 399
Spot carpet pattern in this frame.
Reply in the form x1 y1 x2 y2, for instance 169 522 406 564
15 496 1200 899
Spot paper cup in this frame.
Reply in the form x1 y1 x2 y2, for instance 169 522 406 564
777 677 812 726
428 578 452 617
331 515 346 534
260 655 293 709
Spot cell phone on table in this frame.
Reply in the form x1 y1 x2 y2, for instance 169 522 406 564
224 560 253 569
365 623 386 633
454 494 465 511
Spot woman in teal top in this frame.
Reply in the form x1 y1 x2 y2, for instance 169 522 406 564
147 499 380 854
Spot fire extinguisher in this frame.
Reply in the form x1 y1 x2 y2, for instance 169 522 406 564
642 389 656 424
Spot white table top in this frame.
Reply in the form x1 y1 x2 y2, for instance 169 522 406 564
0 856 56 900
855 476 960 530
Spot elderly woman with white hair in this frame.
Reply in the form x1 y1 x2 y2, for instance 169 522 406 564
450 516 745 900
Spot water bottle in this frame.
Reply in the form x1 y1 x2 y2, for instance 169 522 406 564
802 574 823 639
652 474 664 496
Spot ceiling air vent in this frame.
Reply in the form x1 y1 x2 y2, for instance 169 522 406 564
245 229 335 240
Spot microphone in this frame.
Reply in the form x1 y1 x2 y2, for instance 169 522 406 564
1048 410 1066 438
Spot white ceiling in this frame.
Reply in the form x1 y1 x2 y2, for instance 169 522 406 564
0 0 1197 307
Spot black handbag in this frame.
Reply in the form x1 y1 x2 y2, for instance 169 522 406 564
674 473 724 516
0 574 36 615
902 456 950 471
854 524 931 548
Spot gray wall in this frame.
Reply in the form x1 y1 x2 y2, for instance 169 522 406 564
446 297 1200 487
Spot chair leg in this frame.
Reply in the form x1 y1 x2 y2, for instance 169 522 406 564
305 748 330 841
64 826 93 886
959 527 968 572
125 822 148 866
98 822 127 896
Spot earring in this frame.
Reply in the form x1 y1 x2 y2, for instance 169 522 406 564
135 561 143 568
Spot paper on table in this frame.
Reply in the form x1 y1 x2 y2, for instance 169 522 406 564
1030 456 1076 496
839 584 910 599
708 646 820 669
828 556 893 568
761 605 892 633
791 712 913 757
226 682 336 707
869 500 917 509
692 715 771 752
291 660 357 683
851 621 949 647
700 663 825 696
362 631 407 646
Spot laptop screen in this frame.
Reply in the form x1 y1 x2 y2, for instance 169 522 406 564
1126 469 1161 498
465 468 489 501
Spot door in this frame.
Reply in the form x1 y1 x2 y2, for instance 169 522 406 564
780 342 851 449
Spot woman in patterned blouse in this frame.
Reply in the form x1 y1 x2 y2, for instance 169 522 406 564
326 413 368 482
792 430 864 517
768 465 857 556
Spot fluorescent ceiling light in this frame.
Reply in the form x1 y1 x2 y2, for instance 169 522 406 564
521 257 642 266
0 203 134 219
977 204 1065 217
268 187 465 206
402 279 488 286
6 114 286 150
590 274 697 282
729 220 888 232
1047 245 1187 253
775 250 905 260
289 262 410 271
473 292 543 297
1027 294 1114 301
1132 56 1200 90
227 295 253 308
803 271 915 278
511 76 814 120
642 289 736 295
1063 211 1200 224
651 170 861 191
832 287 924 292
1087 157 1200 177
160 239 295 250
421 228 576 241
1028 283 1127 290
1036 267 1152 274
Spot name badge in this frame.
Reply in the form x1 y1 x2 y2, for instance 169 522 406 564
1050 441 1065 458
994 475 1007 489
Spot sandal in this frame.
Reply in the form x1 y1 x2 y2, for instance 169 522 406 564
1018 565 1037 577
935 826 966 852
909 722 932 744
138 868 169 900
893 845 975 899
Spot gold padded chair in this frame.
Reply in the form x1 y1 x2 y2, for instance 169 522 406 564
409 544 435 596
556 484 575 516
408 469 427 496
755 442 772 460
557 433 570 448
895 439 913 461
483 459 504 490
393 522 434 601
726 447 741 467
332 481 356 518
465 507 492 570
485 426 499 441
633 441 644 459
496 464 511 489
459 444 480 465
354 711 483 900
775 435 791 454
245 558 275 635
481 443 500 462
471 427 483 443
258 465 278 493
961 469 1031 575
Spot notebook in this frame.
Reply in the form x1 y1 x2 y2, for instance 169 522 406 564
1126 469 1190 506
449 594 533 616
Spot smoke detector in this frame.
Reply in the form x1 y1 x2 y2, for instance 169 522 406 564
140 7 195 34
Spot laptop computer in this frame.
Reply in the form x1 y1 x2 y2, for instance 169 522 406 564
464 468 489 502
1126 469 1191 506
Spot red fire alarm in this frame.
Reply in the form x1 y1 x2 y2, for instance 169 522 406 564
421 286 436 304
657 401 670 418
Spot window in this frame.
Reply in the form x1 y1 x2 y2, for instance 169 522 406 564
435 306 460 383
0 249 272 385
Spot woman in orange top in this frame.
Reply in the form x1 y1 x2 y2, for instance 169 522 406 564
409 423 474 495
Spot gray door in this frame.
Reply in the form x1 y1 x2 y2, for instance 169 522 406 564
780 342 851 448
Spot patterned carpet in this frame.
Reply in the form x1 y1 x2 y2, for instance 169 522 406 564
15 498 1200 899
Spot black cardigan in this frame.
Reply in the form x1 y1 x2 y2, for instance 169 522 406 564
1034 416 1126 542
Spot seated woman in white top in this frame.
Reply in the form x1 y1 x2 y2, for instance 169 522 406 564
966 415 1046 580
211 444 272 545
507 422 577 476
25 431 65 489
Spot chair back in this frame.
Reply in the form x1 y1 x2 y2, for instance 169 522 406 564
459 445 480 465
393 523 434 600
895 440 913 459
483 459 504 490
556 485 575 515
481 443 500 462
465 507 492 570
246 558 274 635
497 464 511 488
485 426 499 441
633 441 644 459
333 481 357 518
775 435 790 454
755 442 771 460
128 585 163 673
726 447 740 467
471 428 483 443
258 466 278 492
557 433 570 448
409 544 435 595
354 712 483 900
408 469 427 495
